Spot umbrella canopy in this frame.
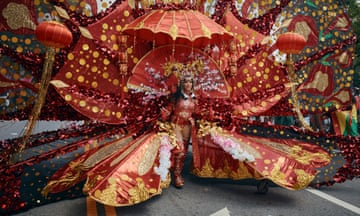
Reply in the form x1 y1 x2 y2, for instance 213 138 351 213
127 44 230 99
122 9 233 47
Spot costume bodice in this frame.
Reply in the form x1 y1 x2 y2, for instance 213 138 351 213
171 94 196 126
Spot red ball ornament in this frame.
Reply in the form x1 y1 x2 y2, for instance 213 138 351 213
35 21 72 48
275 32 306 54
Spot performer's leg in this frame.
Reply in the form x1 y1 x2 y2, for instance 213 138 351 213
172 125 191 188
173 150 186 188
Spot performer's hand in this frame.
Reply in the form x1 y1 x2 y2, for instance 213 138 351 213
161 107 170 120
189 117 195 126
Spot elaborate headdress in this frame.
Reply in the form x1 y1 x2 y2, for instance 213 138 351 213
162 59 203 84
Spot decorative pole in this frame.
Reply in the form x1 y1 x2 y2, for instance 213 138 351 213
229 42 237 77
275 32 312 131
20 21 72 151
118 35 128 99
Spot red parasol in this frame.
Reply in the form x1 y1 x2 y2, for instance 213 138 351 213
127 44 230 99
122 9 233 47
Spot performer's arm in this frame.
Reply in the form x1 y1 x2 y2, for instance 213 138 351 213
160 100 174 121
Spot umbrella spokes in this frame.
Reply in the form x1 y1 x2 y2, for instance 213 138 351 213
122 8 233 48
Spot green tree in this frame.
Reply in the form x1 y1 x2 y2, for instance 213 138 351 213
344 0 360 91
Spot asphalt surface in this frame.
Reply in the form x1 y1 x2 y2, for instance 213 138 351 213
1 121 360 216
11 153 360 216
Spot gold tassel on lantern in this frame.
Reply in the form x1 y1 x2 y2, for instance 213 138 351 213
286 55 312 131
276 32 312 131
19 21 72 151
20 47 56 150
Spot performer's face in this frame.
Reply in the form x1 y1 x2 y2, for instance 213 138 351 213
183 77 193 93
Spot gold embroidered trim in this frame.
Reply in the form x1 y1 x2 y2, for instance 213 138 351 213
128 178 159 204
83 136 133 168
247 137 330 165
138 136 160 175
294 169 316 190
110 134 149 167
192 158 256 179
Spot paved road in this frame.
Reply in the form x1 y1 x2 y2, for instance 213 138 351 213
12 155 360 216
2 121 360 216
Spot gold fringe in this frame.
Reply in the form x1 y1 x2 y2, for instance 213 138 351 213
286 55 313 131
20 47 56 151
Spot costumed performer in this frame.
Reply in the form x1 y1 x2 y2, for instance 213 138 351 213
161 70 197 188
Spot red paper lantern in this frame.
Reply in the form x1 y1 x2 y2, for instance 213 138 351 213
35 21 72 48
276 32 306 54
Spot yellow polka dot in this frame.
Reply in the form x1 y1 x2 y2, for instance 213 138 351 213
116 25 122 31
103 58 110 65
123 86 128 93
102 72 109 79
13 73 20 80
101 2 108 9
104 109 111 117
1 35 8 41
68 53 75 60
65 72 72 79
102 23 109 30
91 81 98 88
91 66 98 73
24 38 32 45
79 100 86 107
82 44 90 51
92 106 99 113
133 57 138 64
112 43 119 51
16 46 23 53
11 37 18 43
93 51 100 58
0 68 7 75
79 58 86 65
77 75 85 82
65 95 72 101
113 79 119 86
116 112 122 118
